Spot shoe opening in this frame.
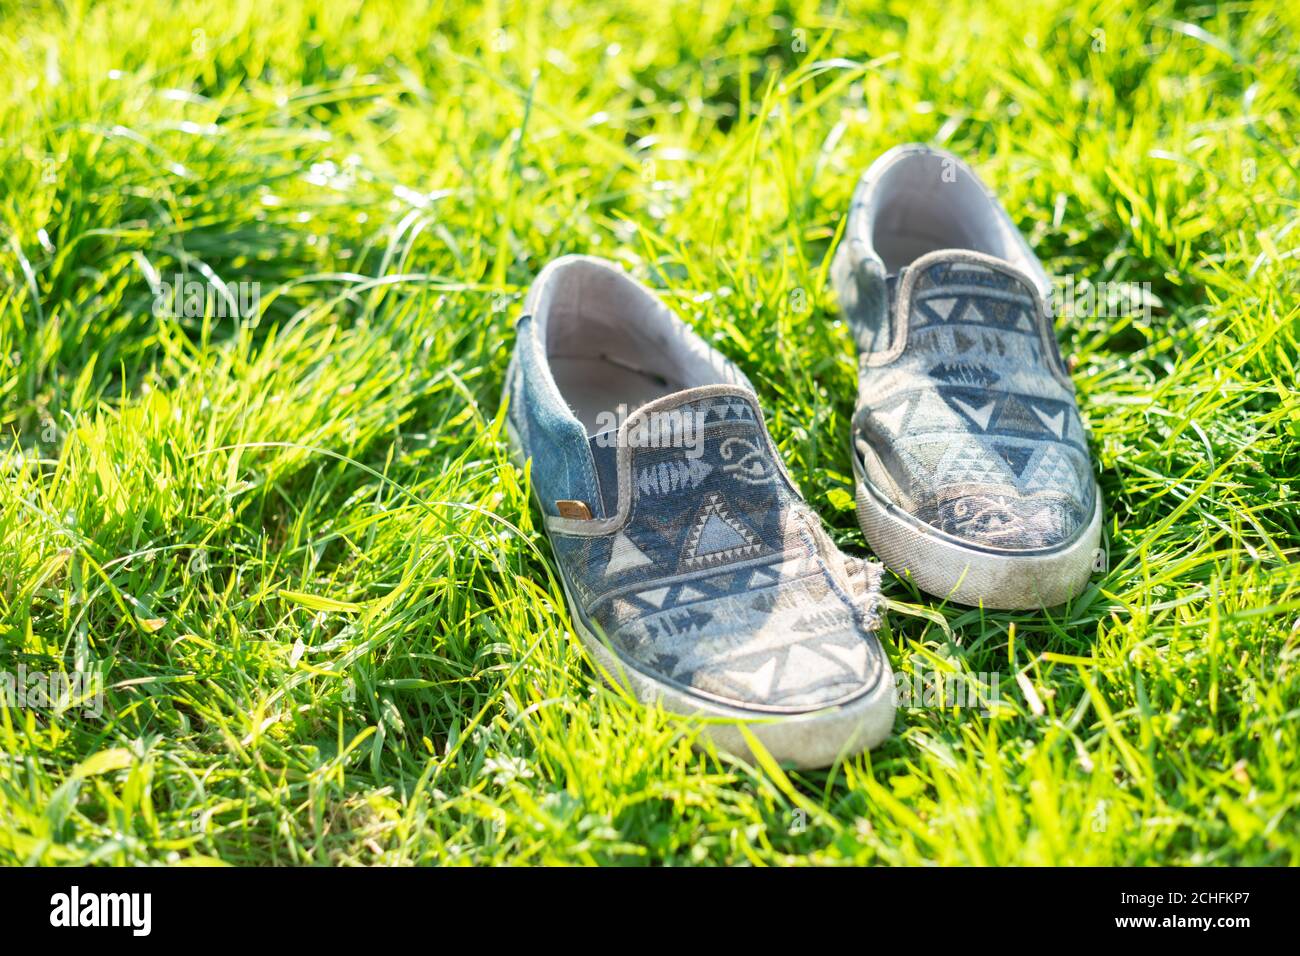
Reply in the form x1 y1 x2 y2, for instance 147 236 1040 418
529 257 740 434
865 149 1039 279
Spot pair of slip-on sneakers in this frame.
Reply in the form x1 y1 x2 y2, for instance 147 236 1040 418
502 145 1103 768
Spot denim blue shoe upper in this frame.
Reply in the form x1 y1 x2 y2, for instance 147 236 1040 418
507 310 609 519
504 256 887 714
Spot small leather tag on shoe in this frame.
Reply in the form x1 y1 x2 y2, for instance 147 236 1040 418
555 500 593 520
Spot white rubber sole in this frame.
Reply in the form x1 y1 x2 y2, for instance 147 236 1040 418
502 418 896 768
853 455 1103 609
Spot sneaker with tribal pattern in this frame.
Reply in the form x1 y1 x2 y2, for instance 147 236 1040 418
832 145 1104 608
503 255 895 767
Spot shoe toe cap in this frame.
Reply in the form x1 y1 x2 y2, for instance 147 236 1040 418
930 484 1093 551
598 568 889 714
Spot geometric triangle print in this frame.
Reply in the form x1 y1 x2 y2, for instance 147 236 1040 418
1024 444 1077 492
746 563 780 586
953 328 977 353
925 296 958 321
980 297 1021 329
936 440 1007 485
874 396 914 438
938 386 998 432
605 531 654 577
726 655 778 699
680 492 765 571
696 514 746 554
993 395 1047 436
706 400 756 423
952 396 996 430
777 644 829 694
993 442 1034 478
637 586 670 609
906 438 950 473
676 585 709 604
1031 404 1066 439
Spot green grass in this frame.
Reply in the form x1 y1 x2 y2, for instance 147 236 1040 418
1 0 1298 865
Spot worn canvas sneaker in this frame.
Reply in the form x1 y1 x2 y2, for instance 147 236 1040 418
831 145 1103 609
502 255 895 767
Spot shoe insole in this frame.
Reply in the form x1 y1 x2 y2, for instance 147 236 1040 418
876 227 968 272
550 355 680 436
